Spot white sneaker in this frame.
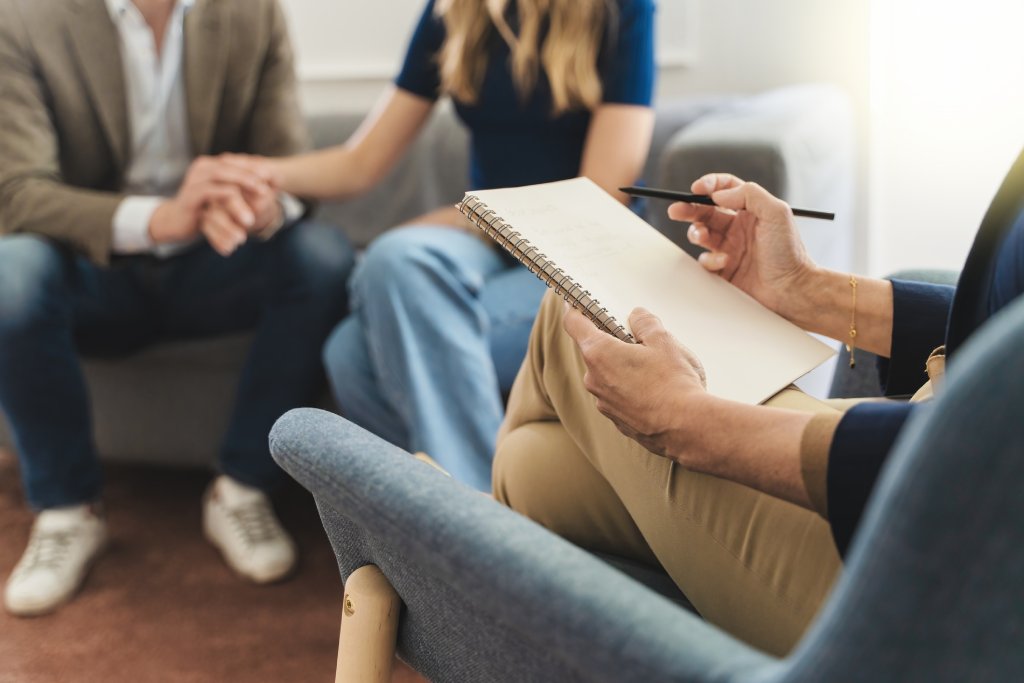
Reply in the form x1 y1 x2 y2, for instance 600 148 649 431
203 476 296 583
3 505 107 617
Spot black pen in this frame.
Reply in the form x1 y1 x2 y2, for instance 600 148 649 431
620 186 835 221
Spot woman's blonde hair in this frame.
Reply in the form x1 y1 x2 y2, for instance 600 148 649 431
435 0 614 114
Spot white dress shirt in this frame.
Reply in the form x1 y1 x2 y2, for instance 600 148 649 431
106 0 301 256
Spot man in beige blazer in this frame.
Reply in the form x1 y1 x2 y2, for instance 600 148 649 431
0 0 355 616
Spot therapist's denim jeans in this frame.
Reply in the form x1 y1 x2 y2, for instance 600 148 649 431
0 224 355 510
323 226 547 491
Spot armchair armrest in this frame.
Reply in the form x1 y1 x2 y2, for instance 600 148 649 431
272 295 1024 682
269 409 772 683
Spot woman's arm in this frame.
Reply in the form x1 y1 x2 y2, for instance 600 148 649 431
777 267 895 358
578 104 655 205
269 86 435 200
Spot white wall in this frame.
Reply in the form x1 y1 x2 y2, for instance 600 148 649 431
867 0 1024 277
279 0 869 116
279 0 421 113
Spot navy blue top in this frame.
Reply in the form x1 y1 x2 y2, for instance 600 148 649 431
395 0 655 191
828 201 1024 557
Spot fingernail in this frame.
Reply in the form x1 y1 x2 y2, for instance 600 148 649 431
687 224 699 241
703 177 715 193
698 251 724 269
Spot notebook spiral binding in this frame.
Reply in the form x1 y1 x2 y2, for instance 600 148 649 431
458 195 634 343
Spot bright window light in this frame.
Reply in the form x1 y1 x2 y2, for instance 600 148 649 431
868 0 1024 275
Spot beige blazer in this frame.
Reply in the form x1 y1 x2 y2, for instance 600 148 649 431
0 0 310 265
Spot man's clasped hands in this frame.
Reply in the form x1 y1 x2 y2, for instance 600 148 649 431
147 154 282 256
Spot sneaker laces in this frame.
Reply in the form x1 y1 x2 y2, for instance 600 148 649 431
16 529 75 576
226 500 280 547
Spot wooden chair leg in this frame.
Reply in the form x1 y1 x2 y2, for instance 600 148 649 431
336 565 402 683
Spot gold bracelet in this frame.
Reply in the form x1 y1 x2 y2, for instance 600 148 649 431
846 275 858 368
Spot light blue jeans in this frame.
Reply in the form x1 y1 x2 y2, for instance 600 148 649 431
323 226 548 491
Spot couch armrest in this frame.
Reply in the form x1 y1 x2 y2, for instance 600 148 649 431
650 84 854 266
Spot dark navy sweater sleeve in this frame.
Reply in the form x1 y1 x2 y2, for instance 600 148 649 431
988 210 1024 314
825 185 1024 560
877 279 955 396
600 0 655 106
395 0 444 101
827 401 919 556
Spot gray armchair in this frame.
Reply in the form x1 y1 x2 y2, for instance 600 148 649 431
270 296 1024 682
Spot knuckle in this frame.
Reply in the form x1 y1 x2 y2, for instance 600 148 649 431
586 342 610 369
648 328 671 346
561 310 575 332
577 336 598 359
633 310 655 324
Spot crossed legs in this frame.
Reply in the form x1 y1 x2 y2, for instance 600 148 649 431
494 291 843 656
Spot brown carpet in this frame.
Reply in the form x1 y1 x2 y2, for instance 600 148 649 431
0 449 341 683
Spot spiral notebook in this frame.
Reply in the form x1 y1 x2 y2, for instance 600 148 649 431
457 177 835 405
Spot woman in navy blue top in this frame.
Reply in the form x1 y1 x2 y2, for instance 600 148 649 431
823 150 1024 554
501 150 1023 654
559 147 1024 558
259 0 655 490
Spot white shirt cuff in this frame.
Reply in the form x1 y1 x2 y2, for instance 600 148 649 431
111 196 163 254
279 192 304 223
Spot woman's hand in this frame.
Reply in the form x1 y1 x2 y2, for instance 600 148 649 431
562 305 709 460
148 155 270 246
668 174 817 320
216 153 284 189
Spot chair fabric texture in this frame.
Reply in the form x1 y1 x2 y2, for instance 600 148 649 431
271 295 1024 682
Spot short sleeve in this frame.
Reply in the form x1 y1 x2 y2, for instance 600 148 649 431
395 0 445 101
600 0 655 106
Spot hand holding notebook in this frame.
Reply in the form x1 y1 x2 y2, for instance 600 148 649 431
457 177 834 405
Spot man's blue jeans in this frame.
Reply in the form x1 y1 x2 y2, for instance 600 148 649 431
0 224 355 510
323 226 548 492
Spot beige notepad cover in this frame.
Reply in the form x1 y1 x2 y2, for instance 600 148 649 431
461 177 834 405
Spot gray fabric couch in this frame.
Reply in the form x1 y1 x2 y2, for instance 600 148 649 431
0 84 854 467
269 293 1024 682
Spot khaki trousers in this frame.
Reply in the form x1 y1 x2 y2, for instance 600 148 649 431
493 291 844 656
